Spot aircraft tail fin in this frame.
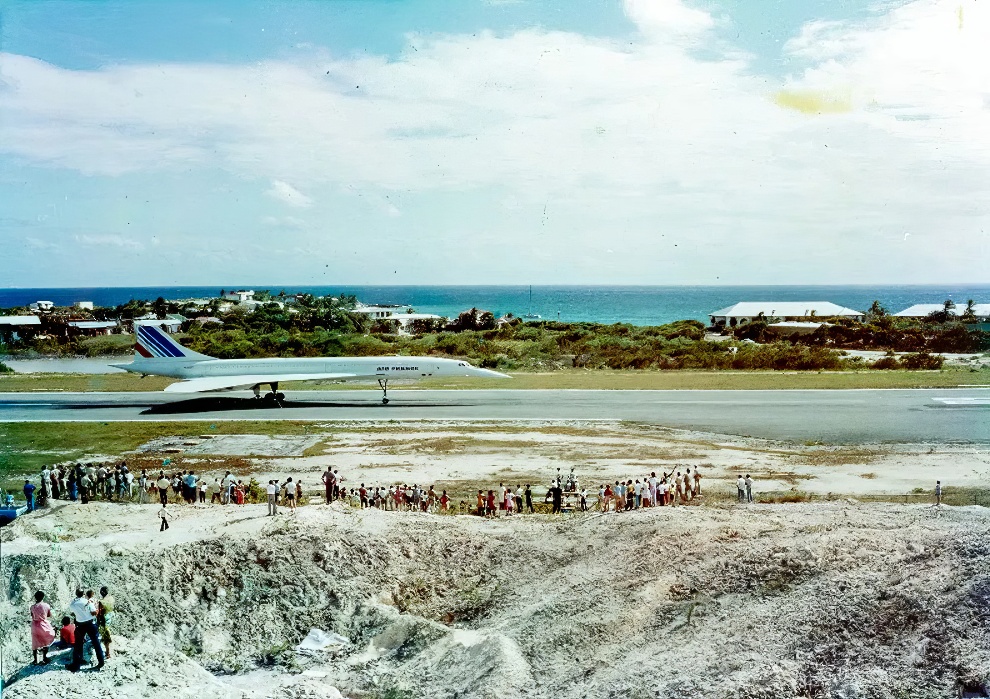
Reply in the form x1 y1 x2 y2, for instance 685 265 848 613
133 323 213 361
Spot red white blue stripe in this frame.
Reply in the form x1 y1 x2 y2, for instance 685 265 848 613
135 325 187 358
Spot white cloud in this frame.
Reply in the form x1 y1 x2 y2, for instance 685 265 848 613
0 0 988 283
262 215 307 228
265 180 312 208
25 237 58 251
74 234 144 250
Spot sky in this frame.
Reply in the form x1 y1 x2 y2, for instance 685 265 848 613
0 0 988 287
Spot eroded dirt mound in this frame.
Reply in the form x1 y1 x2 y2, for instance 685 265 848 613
1 502 989 698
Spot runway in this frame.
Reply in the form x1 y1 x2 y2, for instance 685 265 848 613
2 389 989 443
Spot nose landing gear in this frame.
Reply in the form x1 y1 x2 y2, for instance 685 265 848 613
253 384 285 407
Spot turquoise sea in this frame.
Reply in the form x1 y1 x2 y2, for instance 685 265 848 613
2 285 989 326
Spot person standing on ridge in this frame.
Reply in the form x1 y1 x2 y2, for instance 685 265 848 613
322 467 335 504
23 479 36 512
97 586 115 659
745 474 754 503
551 481 563 514
266 480 278 515
156 472 170 506
525 484 533 513
935 480 942 506
67 588 104 672
736 475 746 503
30 590 56 665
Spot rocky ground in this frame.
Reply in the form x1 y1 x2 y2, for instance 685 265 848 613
1 495 989 699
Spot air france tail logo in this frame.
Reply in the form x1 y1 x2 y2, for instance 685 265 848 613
135 325 186 359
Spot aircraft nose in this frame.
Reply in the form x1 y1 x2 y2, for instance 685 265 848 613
475 368 511 379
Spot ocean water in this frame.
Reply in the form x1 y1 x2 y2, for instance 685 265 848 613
2 285 989 327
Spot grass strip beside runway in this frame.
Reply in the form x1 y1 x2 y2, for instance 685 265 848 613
0 420 325 483
1 367 988 393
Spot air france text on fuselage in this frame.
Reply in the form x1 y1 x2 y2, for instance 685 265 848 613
377 366 419 371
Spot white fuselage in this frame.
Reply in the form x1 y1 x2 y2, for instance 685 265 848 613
120 355 500 381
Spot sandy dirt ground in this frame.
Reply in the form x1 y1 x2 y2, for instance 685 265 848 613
2 421 989 698
126 421 990 501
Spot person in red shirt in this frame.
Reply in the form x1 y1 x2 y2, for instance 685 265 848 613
440 490 450 512
52 615 75 650
485 490 496 517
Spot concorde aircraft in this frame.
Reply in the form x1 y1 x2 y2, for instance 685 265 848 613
112 324 509 405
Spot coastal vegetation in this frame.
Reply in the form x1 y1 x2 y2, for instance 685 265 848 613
2 297 988 374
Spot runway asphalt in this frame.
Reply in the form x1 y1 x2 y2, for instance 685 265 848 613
2 389 989 444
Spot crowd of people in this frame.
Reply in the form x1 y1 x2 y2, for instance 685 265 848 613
17 461 769 522
19 462 308 508
29 586 115 673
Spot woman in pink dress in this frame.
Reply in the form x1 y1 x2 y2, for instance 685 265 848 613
30 590 56 664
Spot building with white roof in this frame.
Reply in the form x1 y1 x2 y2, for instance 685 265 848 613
893 303 990 321
353 305 443 331
0 315 41 341
67 320 119 336
710 302 864 326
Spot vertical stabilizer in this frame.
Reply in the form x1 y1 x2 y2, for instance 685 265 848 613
133 323 213 361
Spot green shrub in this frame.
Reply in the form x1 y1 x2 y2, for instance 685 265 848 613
900 352 944 370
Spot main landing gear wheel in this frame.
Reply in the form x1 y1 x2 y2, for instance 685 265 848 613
382 397 390 405
268 382 284 408
378 378 390 405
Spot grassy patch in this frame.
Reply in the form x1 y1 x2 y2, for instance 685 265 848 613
359 436 545 455
799 449 882 466
0 373 176 392
413 368 986 391
0 367 984 392
0 421 330 483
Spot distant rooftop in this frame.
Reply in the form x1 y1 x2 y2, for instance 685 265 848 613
710 302 864 319
0 316 41 326
68 321 119 329
893 303 990 318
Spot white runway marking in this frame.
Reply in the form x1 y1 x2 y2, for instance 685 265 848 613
932 397 990 405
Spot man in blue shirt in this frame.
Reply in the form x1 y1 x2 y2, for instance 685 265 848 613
183 471 198 504
23 480 36 512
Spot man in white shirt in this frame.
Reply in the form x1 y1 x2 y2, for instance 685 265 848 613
745 474 754 503
156 474 170 506
67 588 104 671
222 471 236 504
737 475 746 503
266 480 278 516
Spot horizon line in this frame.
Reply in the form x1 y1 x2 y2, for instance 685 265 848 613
4 282 990 292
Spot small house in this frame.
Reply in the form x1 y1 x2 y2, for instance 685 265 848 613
709 302 864 328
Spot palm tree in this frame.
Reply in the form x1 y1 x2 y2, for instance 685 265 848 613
867 300 887 319
962 299 977 322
